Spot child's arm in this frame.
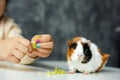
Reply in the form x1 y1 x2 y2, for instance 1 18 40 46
3 18 54 64
1 17 38 64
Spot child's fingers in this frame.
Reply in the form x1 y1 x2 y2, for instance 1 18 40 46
40 42 53 49
12 50 24 59
19 38 32 52
36 48 52 54
32 49 49 58
8 56 20 63
27 50 38 58
16 43 28 54
33 34 52 43
19 38 31 46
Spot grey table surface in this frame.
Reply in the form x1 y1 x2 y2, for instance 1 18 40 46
0 61 120 80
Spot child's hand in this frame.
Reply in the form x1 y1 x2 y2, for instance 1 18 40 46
28 34 54 58
0 37 32 63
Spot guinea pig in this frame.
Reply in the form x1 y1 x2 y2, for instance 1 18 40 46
67 37 110 74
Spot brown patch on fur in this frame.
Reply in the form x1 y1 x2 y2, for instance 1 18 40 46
67 37 81 61
96 53 110 72
67 40 74 61
67 49 73 61
73 37 81 42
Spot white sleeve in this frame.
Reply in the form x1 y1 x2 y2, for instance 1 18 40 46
20 54 37 64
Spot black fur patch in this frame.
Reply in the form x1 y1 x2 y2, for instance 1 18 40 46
81 43 92 63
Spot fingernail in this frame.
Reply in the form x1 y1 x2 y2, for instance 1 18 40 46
36 43 41 48
30 51 32 54
36 39 40 43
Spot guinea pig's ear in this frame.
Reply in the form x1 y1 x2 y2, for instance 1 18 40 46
67 40 72 46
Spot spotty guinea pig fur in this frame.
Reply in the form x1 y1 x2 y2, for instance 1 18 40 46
67 37 110 73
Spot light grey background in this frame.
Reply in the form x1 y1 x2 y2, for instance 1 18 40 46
6 0 120 67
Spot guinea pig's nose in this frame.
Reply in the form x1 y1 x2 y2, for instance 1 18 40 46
77 54 83 60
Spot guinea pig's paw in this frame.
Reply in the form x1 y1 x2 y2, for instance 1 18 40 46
83 71 91 74
66 71 75 74
67 68 76 74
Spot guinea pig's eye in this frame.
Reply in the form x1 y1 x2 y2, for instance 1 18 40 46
70 42 77 49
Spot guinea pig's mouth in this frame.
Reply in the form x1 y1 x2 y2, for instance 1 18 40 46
77 54 84 61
